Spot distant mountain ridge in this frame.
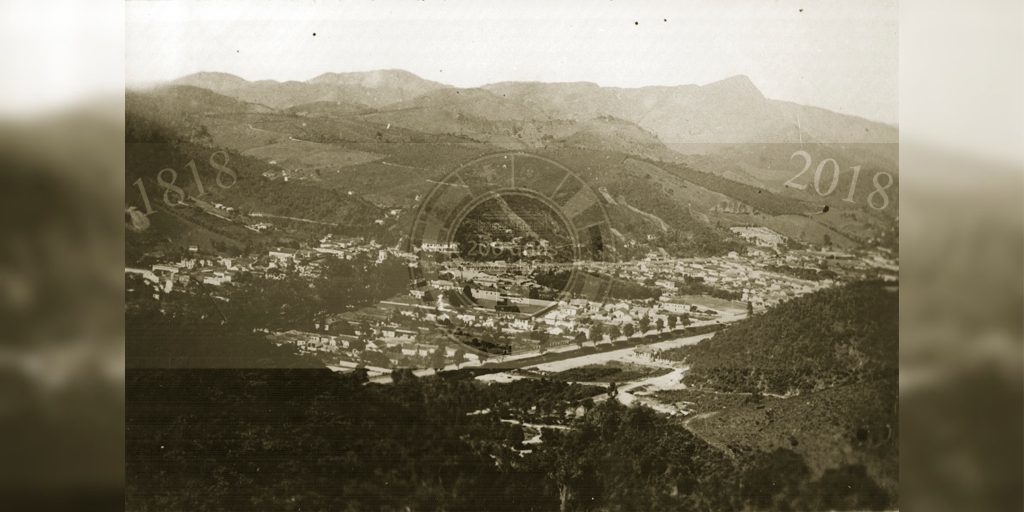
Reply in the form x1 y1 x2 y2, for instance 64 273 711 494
307 69 449 93
485 75 896 145
128 70 898 251
169 70 896 145
174 69 450 109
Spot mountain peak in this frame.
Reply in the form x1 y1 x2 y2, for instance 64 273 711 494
701 74 764 99
173 72 250 92
306 69 449 92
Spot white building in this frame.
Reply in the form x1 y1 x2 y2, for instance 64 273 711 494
420 242 460 253
269 249 297 263
730 226 787 248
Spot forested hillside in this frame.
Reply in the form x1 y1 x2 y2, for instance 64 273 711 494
127 368 895 511
668 281 898 395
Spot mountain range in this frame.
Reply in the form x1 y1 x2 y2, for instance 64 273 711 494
175 70 896 146
126 69 898 257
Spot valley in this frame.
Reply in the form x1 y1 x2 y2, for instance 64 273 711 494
125 68 899 512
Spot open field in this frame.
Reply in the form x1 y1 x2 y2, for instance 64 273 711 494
242 139 384 170
544 361 672 383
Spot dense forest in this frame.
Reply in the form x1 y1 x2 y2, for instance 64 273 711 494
662 281 898 395
127 368 894 511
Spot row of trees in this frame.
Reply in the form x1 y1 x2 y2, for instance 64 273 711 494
570 314 694 348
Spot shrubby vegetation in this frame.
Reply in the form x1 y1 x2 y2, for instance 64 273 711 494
654 159 811 216
127 369 591 511
127 368 895 511
767 264 838 281
125 308 321 369
534 269 571 294
606 276 662 301
549 362 671 383
673 274 743 301
126 103 388 257
662 281 898 395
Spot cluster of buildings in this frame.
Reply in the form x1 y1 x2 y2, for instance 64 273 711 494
623 254 828 311
128 222 898 371
126 235 414 295
127 246 240 294
266 326 481 373
611 239 897 311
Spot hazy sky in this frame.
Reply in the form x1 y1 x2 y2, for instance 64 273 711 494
127 0 898 124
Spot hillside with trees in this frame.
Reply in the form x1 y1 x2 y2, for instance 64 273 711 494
651 281 899 504
127 368 896 511
663 281 897 396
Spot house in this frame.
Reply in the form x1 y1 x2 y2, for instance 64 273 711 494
269 248 297 263
473 289 501 302
550 304 579 318
151 264 179 276
510 317 533 331
659 299 689 315
202 273 232 286
612 313 635 326
420 242 459 253
654 279 677 290
428 279 457 290
546 326 565 336
394 329 417 341
474 273 500 287
125 267 158 283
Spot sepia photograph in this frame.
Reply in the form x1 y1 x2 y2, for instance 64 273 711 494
5 0 1024 509
120 1 902 510
4 0 1024 510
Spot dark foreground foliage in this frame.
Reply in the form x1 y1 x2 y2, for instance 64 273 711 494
127 369 895 511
